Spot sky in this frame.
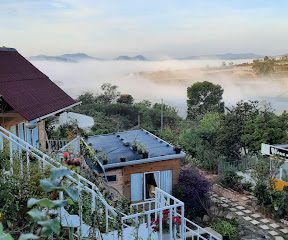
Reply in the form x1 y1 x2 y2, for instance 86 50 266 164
1 0 288 57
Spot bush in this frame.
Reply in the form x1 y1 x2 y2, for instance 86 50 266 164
211 219 237 240
219 169 243 192
242 181 253 192
0 162 50 238
270 190 288 219
173 168 210 218
253 182 271 206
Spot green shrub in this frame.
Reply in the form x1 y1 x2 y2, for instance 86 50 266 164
242 181 253 192
0 162 50 238
253 182 271 206
219 169 243 192
211 219 237 240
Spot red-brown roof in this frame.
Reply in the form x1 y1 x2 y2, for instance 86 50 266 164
0 48 76 121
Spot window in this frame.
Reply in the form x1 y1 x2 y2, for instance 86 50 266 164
130 170 172 201
106 175 117 182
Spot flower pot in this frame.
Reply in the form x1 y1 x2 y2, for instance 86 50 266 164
174 147 182 154
132 145 137 151
103 159 108 165
120 157 127 162
142 152 149 159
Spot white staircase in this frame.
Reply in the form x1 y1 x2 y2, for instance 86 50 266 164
0 126 222 240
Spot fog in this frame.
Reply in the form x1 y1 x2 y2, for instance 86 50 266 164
31 59 288 117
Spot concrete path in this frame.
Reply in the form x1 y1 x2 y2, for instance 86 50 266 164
210 192 288 239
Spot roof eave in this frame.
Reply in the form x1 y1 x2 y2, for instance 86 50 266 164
31 101 82 122
103 152 186 170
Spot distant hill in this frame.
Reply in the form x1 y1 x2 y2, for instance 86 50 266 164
180 53 263 60
29 53 102 62
114 55 148 61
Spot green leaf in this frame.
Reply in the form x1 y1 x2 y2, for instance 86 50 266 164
19 233 39 240
64 187 78 202
50 168 71 181
38 219 60 236
39 179 62 192
0 233 13 240
0 224 13 240
27 198 67 209
27 209 46 221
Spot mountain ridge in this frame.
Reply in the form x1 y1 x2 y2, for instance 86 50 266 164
28 52 266 62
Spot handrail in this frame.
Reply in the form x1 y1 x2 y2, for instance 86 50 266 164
0 126 118 217
177 213 222 240
58 136 79 153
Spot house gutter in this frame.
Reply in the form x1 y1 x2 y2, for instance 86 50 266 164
33 101 82 122
103 152 186 170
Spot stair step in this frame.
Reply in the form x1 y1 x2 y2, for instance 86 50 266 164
101 223 159 240
185 227 222 239
77 224 90 238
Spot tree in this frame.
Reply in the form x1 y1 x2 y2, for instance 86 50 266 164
217 100 259 160
77 92 95 105
187 81 224 121
96 83 120 103
243 111 288 152
117 94 134 104
252 56 275 75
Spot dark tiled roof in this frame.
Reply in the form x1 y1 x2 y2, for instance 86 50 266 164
85 129 184 166
0 48 76 121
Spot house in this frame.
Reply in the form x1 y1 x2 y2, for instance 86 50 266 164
261 143 288 190
84 129 185 201
0 47 79 150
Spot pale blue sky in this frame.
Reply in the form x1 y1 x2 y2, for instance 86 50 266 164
1 0 288 57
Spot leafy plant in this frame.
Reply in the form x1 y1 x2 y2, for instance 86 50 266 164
20 168 79 239
0 224 13 240
211 219 237 240
218 169 243 192
173 169 210 218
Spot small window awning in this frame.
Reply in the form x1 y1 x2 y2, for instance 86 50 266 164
0 48 78 121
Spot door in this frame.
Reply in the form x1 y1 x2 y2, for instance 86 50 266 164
130 173 143 201
160 170 173 194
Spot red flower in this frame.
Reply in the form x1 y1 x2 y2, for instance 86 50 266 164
162 209 170 215
172 216 181 225
63 152 70 160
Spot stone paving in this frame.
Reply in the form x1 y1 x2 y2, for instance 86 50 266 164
210 192 288 239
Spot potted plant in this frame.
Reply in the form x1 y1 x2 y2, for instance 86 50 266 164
120 156 127 162
131 141 137 151
100 153 109 165
174 146 182 154
142 150 149 159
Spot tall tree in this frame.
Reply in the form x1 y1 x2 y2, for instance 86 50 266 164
187 81 224 121
243 111 288 152
96 83 120 103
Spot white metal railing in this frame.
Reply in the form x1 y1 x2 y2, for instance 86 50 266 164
46 139 68 152
124 188 181 240
126 188 221 240
1 126 222 239
0 126 118 235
